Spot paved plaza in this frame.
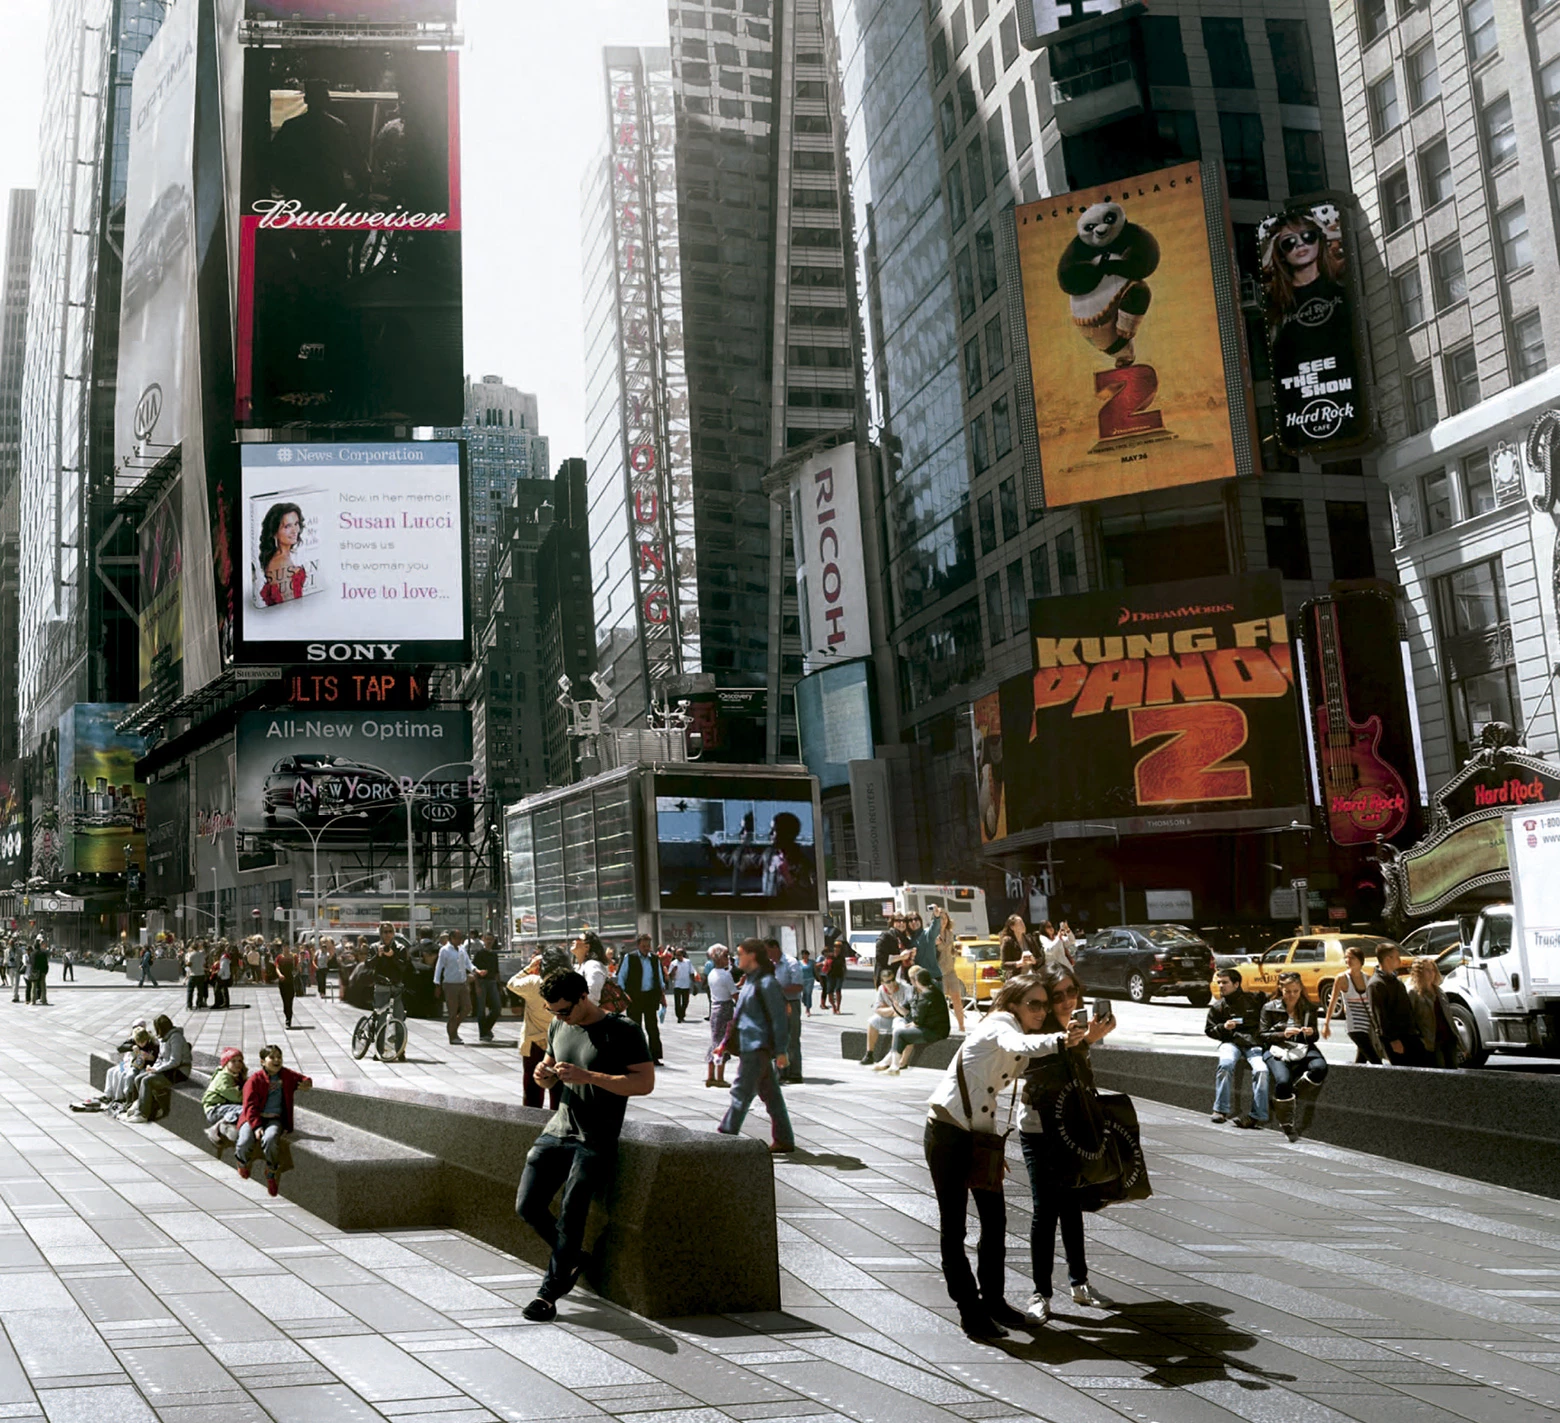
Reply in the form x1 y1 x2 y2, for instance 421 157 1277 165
0 970 1555 1422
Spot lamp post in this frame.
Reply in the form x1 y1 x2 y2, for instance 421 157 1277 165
1079 822 1126 927
276 809 370 951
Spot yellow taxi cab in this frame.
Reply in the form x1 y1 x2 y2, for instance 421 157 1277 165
1209 932 1399 1010
953 937 1008 1006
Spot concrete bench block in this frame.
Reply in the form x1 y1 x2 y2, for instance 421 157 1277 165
840 1028 962 1071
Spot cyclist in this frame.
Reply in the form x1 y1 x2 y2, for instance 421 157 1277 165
371 933 409 1061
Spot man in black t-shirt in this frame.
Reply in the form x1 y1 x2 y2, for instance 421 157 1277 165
472 932 504 1043
516 969 654 1322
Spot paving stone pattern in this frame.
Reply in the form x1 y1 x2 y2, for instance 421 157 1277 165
0 967 1557 1421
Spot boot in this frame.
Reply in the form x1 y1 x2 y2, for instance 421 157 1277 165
1275 1096 1298 1142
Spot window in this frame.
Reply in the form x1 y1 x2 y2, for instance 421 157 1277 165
992 395 1013 458
1465 0 1497 62
957 70 978 124
1369 72 1402 137
1406 367 1437 434
1482 94 1516 168
1497 201 1531 272
978 41 996 95
964 334 983 396
1380 169 1412 231
931 30 949 83
951 4 968 53
966 137 987 207
1431 240 1466 309
977 490 997 552
1056 528 1079 595
1511 310 1547 386
1143 15 1190 86
1446 345 1479 413
1219 112 1268 200
1326 501 1377 579
987 116 1008 178
946 168 967 231
1263 498 1313 580
1283 129 1326 192
1010 86 1032 155
1030 543 1052 599
971 413 991 473
1435 557 1521 765
999 476 1019 538
1359 0 1389 44
939 93 957 150
1423 468 1454 532
1462 451 1496 517
955 245 976 318
985 573 1005 646
1267 20 1317 104
1419 139 1453 207
1157 110 1202 161
975 222 998 301
1541 57 1560 131
999 13 1019 69
984 315 1005 377
1406 42 1440 109
1202 17 1254 88
1006 559 1026 642
1394 264 1426 328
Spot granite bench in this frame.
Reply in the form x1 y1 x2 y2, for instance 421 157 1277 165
840 1028 963 1071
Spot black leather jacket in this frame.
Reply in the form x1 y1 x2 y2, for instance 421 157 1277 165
1258 996 1320 1049
1204 989 1267 1051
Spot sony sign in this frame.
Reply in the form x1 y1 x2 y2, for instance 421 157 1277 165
790 443 871 664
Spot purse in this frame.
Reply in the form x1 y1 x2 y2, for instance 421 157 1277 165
956 1052 1015 1193
1026 1046 1152 1210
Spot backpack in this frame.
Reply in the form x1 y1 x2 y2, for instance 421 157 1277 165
598 975 630 1014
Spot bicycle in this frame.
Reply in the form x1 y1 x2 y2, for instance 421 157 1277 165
352 988 408 1061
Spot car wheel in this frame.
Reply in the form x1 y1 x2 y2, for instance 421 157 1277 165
1126 971 1150 1003
1448 1001 1488 1068
1185 989 1211 1008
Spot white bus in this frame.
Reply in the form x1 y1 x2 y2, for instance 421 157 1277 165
826 881 991 956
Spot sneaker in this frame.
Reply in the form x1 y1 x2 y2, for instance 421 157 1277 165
265 1170 280 1198
1071 1282 1107 1308
1234 1115 1263 1129
1210 1111 1228 1124
986 1299 1027 1329
957 1306 1007 1340
119 1109 146 1125
859 1052 874 1065
522 1295 557 1322
236 1161 251 1180
1025 1292 1052 1325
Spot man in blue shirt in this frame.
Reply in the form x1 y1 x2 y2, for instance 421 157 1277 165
715 939 794 1154
615 935 665 1065
433 929 474 1046
768 939 806 1085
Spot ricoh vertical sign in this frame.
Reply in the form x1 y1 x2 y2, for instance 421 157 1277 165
789 442 870 662
606 59 699 693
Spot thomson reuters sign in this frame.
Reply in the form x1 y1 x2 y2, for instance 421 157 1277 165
789 443 870 663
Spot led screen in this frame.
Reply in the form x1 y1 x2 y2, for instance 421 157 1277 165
655 775 819 911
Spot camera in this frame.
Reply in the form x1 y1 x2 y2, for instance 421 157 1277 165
1070 1006 1090 1028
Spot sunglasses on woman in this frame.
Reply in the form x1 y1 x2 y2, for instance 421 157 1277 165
1277 229 1321 254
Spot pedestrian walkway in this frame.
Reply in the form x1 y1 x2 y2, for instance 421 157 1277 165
0 981 1557 1421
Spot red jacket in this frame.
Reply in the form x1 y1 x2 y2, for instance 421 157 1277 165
239 1066 310 1133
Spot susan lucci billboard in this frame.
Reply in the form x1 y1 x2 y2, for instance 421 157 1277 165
978 573 1307 843
1012 160 1255 508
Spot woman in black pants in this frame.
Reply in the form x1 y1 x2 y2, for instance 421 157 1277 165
922 973 1069 1340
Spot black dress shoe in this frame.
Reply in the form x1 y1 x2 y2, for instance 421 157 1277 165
958 1306 1008 1340
985 1299 1028 1329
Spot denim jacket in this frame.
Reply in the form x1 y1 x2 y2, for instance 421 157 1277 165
730 973 789 1055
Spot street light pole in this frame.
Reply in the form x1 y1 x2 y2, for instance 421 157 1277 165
277 810 369 951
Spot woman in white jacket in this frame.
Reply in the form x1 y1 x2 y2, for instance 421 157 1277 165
923 973 1084 1340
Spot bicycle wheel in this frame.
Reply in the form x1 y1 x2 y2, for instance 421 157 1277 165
377 1017 407 1061
351 1016 375 1059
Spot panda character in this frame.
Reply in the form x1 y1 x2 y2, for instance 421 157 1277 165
1056 201 1160 367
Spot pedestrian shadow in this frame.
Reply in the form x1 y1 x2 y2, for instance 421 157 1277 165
992 1300 1295 1389
555 1302 680 1350
776 1148 868 1171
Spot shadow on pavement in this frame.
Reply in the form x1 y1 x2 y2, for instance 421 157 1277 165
778 1148 868 1171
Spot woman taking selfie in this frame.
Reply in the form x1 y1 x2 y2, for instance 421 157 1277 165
1018 965 1115 1324
922 974 1065 1340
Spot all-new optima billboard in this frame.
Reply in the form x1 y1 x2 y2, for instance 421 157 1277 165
1012 161 1254 507
982 573 1307 841
1259 201 1371 455
57 706 148 876
235 710 480 835
236 443 470 667
789 443 871 663
237 44 462 426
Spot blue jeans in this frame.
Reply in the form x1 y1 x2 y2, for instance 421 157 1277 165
1266 1046 1327 1100
236 1120 283 1169
1214 1042 1269 1122
515 1134 612 1301
718 1049 794 1150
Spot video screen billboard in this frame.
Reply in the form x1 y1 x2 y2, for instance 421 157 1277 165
116 0 195 473
246 1 457 18
796 661 874 791
684 689 767 764
1013 161 1251 507
57 706 148 875
139 478 183 701
146 768 193 898
0 764 26 886
985 574 1307 840
654 773 821 911
235 709 479 835
237 44 462 426
1259 202 1372 455
235 442 470 666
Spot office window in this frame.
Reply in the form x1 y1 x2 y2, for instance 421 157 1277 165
1435 557 1521 765
1446 344 1480 413
964 334 983 396
1056 528 1080 595
1326 501 1377 580
985 573 1005 646
984 315 1005 377
978 41 996 94
1219 112 1268 200
951 3 968 53
977 489 997 552
975 222 998 300
971 413 991 473
999 475 1019 538
1010 85 1032 154
957 70 978 123
1394 264 1426 328
939 93 957 149
1462 451 1496 517
1359 0 1389 43
1369 72 1402 137
1423 468 1454 532
1006 559 1026 642
1406 366 1437 434
1157 110 1202 162
972 0 988 27
1406 42 1440 109
955 245 976 318
1512 310 1547 382
1144 15 1190 86
1432 240 1467 308
1268 20 1317 104
1482 94 1517 168
931 29 949 83
1380 168 1412 231
947 167 967 231
1465 0 1497 62
1203 17 1254 88
1497 201 1531 272
1283 129 1326 192
1030 542 1052 598
966 137 987 207
987 116 1008 178
1419 139 1453 208
992 395 1013 459
1541 57 1560 131
1262 498 1313 581
999 13 1019 68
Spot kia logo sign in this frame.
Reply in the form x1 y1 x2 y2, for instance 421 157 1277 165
134 384 163 443
421 801 458 825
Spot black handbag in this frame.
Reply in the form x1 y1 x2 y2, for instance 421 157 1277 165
956 1053 1015 1193
1024 1047 1152 1210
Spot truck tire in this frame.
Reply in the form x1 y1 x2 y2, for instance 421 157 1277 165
1448 1001 1489 1068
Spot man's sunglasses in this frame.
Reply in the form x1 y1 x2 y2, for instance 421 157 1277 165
545 999 580 1017
1278 228 1322 254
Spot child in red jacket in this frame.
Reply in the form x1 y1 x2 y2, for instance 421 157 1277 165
236 1044 312 1196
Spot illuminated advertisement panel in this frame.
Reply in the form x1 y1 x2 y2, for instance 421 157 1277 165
237 44 462 426
58 707 148 876
796 661 874 791
1012 161 1252 507
235 442 471 667
139 478 183 701
788 442 870 662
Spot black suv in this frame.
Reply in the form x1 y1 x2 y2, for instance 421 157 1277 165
1073 924 1215 1006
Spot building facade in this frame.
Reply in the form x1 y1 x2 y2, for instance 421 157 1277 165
0 191 36 767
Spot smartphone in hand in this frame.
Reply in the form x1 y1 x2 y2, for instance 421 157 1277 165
1070 1007 1090 1028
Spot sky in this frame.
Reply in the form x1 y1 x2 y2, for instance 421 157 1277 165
0 0 670 461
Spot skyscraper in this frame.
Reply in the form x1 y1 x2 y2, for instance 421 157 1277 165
0 191 36 766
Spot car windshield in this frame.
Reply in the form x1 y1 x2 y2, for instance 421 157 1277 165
1141 927 1199 946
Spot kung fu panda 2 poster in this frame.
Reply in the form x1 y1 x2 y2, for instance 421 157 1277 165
1013 160 1255 508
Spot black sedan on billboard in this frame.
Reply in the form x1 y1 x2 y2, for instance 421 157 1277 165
1073 925 1215 1006
261 754 400 826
